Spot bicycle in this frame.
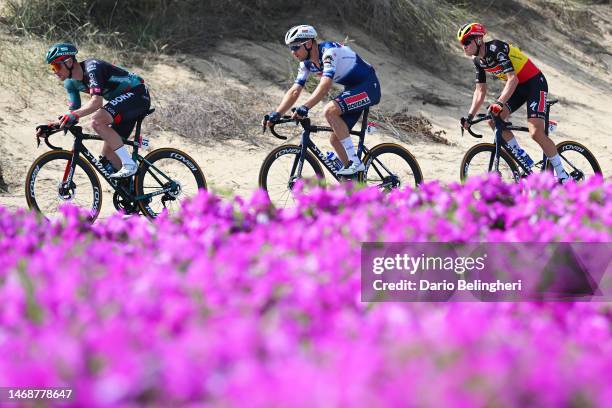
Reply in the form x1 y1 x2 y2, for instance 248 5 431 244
258 107 423 208
460 99 601 183
26 108 207 222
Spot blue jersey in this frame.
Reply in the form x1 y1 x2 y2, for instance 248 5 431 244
294 42 374 87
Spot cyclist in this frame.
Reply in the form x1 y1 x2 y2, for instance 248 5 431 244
41 43 150 178
458 23 569 183
264 25 381 176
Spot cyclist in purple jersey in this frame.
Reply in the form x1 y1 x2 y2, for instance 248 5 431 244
264 25 381 176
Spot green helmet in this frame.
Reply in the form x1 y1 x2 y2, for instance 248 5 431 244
45 43 78 64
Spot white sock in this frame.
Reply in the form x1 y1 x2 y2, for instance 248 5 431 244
114 146 135 166
341 137 359 163
548 154 567 177
506 137 520 151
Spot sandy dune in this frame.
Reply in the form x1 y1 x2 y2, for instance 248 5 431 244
1 10 610 217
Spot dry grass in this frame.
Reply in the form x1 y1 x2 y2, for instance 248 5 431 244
149 65 268 147
0 163 6 192
372 110 452 145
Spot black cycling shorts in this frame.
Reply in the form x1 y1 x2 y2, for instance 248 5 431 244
506 73 548 120
102 84 151 138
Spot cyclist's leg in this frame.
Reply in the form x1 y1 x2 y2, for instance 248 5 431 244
524 75 556 156
329 72 381 171
324 101 350 164
99 85 150 172
524 74 566 179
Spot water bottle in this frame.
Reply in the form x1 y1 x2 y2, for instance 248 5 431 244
514 148 534 169
326 151 344 171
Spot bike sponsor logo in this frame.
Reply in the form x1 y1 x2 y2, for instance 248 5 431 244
169 152 198 172
344 92 371 111
561 144 585 153
109 92 135 106
274 147 301 159
29 165 40 198
92 186 101 214
144 204 156 217
320 153 338 172
510 149 531 170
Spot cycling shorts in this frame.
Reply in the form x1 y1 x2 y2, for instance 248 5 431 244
102 84 151 138
333 70 381 130
506 73 548 120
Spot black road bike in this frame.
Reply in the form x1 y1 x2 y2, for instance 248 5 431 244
26 109 207 222
460 99 601 182
259 108 423 208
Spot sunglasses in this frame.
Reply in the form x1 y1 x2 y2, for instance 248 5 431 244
461 37 475 47
289 41 309 52
50 61 64 73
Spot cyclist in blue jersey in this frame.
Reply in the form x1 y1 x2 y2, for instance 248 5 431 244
40 43 150 178
264 25 381 176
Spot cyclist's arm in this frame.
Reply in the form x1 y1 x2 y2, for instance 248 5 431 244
70 95 104 118
275 83 303 114
65 81 82 111
468 83 487 116
301 76 333 109
497 71 518 104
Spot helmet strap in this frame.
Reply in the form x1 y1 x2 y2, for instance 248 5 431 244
304 40 313 61
475 37 484 56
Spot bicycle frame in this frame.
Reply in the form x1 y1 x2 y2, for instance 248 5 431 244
39 121 178 208
267 108 372 181
466 101 557 178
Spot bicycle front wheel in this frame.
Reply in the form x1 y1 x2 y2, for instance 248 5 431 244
135 148 207 218
362 143 423 191
544 141 602 181
258 144 325 208
25 150 102 221
460 143 519 183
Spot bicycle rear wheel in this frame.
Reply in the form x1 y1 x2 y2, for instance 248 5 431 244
258 144 325 208
362 143 423 190
460 143 519 182
135 148 207 218
544 141 602 181
25 150 102 221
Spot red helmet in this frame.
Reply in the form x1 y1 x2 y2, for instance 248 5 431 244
457 23 486 43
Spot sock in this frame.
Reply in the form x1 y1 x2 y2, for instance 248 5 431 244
506 137 520 151
341 137 359 163
548 154 567 177
114 145 135 166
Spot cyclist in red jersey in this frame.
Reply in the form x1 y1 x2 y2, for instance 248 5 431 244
458 23 569 183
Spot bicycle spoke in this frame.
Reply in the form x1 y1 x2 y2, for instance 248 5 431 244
136 149 206 218
260 149 321 208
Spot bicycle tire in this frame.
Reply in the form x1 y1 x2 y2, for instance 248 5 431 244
460 143 519 182
544 140 602 181
135 148 207 218
258 144 325 208
25 150 102 221
361 143 423 190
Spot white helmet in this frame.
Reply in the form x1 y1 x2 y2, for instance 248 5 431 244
284 25 317 45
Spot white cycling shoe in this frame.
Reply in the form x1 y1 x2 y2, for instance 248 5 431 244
110 163 138 179
337 160 365 176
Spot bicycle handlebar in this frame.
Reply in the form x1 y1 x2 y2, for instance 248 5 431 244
262 114 296 140
35 123 79 150
461 113 513 139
